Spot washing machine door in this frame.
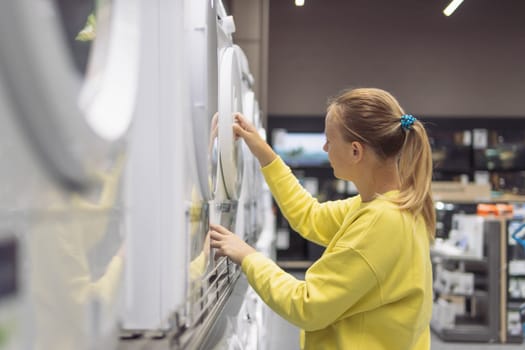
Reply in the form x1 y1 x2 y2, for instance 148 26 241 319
234 44 254 93
217 46 244 200
0 0 139 190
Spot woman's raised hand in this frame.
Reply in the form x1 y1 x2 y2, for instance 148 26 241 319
232 113 277 167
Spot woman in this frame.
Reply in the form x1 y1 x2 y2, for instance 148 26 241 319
210 88 435 350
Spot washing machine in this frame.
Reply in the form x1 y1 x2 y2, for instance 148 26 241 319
184 0 246 331
0 0 140 349
122 0 219 335
212 1 245 229
183 0 224 329
198 1 246 301
122 0 187 334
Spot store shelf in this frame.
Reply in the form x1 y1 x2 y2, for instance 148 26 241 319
508 298 525 303
438 290 488 299
430 322 498 343
431 248 488 263
431 219 502 343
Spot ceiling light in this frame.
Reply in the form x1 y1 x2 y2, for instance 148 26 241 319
443 0 464 16
295 0 305 7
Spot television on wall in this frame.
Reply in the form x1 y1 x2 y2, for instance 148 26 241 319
272 129 329 167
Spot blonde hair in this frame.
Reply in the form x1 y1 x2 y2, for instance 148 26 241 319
329 88 435 240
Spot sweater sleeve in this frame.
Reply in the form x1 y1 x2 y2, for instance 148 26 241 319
241 247 379 332
261 157 356 246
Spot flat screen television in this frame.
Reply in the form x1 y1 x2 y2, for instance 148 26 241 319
272 129 329 167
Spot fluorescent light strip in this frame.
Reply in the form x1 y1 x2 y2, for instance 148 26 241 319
443 0 464 16
295 0 305 7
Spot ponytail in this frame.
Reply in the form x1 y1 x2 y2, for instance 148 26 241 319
394 122 436 239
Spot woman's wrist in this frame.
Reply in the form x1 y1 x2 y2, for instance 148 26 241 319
238 247 258 265
256 142 277 167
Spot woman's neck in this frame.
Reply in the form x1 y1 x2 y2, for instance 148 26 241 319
355 161 400 202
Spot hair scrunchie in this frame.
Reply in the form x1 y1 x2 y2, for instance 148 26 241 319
400 114 416 131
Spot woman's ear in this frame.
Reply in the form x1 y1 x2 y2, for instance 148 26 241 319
350 141 364 162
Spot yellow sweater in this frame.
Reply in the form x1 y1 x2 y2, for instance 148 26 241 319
241 157 432 350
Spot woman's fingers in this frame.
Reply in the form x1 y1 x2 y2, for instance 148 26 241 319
209 224 256 265
209 232 224 251
210 241 222 251
209 223 231 235
209 225 232 253
234 113 254 131
233 112 245 125
232 118 247 138
232 123 244 140
210 229 230 260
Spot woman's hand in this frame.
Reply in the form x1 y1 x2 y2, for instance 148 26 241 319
233 113 277 167
209 223 257 265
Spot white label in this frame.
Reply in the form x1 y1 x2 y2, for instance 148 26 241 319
509 260 525 275
472 129 488 149
474 171 490 185
462 130 472 146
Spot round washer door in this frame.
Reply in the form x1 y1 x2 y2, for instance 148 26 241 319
217 46 244 200
0 0 140 191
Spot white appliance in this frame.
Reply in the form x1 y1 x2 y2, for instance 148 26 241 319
449 214 484 258
200 4 246 314
200 5 274 350
0 0 140 349
211 0 245 232
122 0 218 335
184 0 223 329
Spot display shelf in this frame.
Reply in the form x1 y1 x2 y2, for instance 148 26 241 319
506 301 525 344
431 247 488 263
430 323 497 343
431 219 502 343
508 298 525 303
438 290 488 299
